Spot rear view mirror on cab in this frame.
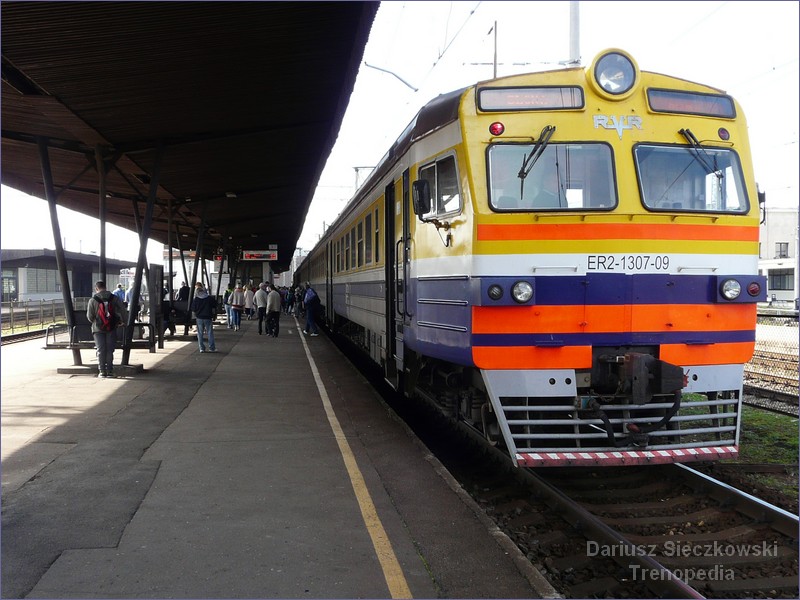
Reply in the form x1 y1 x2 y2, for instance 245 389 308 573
412 179 431 218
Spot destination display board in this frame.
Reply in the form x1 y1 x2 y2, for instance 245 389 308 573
241 250 277 261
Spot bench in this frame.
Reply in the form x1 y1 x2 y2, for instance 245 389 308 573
45 311 155 352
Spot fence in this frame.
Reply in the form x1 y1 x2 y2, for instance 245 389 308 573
1 296 151 336
1 299 75 335
745 314 799 397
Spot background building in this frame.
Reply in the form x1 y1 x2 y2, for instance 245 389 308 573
759 207 799 306
1 249 136 302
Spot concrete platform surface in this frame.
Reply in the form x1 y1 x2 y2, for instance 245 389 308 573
2 314 555 599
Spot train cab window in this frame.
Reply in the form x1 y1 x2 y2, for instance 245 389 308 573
488 143 616 211
418 155 462 218
635 145 748 213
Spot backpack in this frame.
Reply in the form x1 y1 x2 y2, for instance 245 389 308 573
94 294 118 332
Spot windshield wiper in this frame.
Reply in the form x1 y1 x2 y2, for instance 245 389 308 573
518 125 555 200
679 128 721 180
518 125 556 180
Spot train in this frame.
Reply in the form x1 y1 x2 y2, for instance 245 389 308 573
295 49 767 467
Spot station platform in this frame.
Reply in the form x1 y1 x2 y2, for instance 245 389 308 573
1 313 557 599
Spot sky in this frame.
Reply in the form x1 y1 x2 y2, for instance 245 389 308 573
2 1 798 262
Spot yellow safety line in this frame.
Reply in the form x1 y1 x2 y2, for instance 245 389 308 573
296 324 412 599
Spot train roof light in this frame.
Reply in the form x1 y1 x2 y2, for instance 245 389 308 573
591 49 638 99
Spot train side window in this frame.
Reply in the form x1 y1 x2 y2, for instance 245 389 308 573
357 221 364 268
418 154 461 218
345 232 351 270
365 212 373 264
436 155 461 215
350 227 356 270
374 206 380 263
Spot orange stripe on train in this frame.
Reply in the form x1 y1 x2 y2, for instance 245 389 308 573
661 341 756 366
476 222 759 242
473 345 593 370
473 342 754 370
472 304 757 334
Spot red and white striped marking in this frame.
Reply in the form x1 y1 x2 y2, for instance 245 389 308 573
516 446 738 467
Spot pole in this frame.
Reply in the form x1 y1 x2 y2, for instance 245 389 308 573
569 1 580 66
95 145 108 282
493 21 497 78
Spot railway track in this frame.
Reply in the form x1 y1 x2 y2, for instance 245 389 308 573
746 351 799 401
0 329 47 345
742 390 799 418
455 434 798 598
385 387 798 599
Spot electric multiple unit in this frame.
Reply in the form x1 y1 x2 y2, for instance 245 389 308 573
296 49 766 467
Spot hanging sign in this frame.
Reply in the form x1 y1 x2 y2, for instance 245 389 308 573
241 250 277 261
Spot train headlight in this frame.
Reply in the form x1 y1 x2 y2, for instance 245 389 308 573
488 284 504 301
511 281 533 303
590 50 638 99
720 279 742 300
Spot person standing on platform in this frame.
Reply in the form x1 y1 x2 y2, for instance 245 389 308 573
177 281 190 304
294 286 304 317
254 282 269 335
86 280 128 378
244 284 255 320
285 285 295 315
113 283 126 303
190 282 217 353
223 282 234 328
228 282 245 331
266 284 282 337
125 282 140 321
302 282 320 337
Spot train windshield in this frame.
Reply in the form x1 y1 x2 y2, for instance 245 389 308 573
488 143 617 211
634 145 749 213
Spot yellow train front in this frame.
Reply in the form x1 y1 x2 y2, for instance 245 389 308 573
302 49 766 468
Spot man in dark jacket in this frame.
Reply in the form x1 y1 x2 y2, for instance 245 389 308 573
190 282 217 353
86 280 128 378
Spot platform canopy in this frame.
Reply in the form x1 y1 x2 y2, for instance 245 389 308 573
1 1 379 272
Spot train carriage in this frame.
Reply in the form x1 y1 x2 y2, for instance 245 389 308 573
297 49 766 467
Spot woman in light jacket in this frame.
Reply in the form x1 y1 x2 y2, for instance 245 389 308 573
228 283 245 331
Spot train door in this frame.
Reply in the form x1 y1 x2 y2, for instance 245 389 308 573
384 170 411 389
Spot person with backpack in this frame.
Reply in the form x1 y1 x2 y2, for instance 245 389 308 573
86 280 128 378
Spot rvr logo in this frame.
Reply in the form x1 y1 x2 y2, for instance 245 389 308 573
593 115 643 139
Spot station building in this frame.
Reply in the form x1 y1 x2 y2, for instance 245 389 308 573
1 249 135 303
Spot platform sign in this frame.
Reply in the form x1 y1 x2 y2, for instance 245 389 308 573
241 250 277 261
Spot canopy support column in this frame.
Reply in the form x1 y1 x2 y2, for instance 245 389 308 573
38 137 82 366
121 144 162 365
